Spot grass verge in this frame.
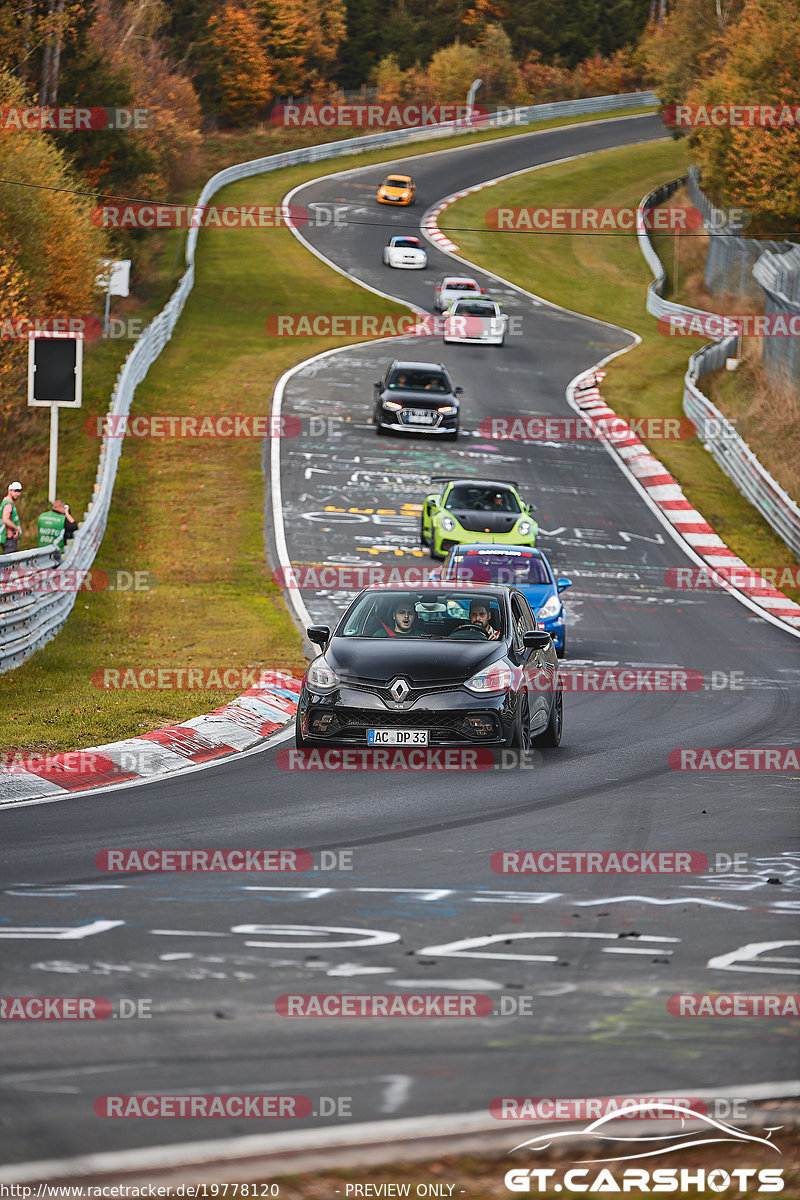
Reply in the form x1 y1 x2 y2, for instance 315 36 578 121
1 106 659 756
439 139 800 599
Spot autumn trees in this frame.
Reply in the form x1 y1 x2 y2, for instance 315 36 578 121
644 0 800 232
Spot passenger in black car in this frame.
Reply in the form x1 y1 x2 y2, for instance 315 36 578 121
376 601 418 637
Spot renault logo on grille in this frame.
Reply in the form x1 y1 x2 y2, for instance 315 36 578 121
389 677 410 702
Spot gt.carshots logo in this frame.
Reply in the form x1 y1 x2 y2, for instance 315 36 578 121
504 1102 785 1192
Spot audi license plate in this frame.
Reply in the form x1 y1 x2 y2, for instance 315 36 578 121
367 729 429 746
405 409 435 424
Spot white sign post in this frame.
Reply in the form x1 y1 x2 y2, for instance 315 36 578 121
28 333 83 503
96 258 131 335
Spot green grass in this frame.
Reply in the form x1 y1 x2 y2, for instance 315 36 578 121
1 104 665 756
439 139 800 600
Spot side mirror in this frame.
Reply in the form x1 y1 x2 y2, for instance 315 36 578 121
557 576 572 593
454 386 464 395
307 625 330 647
523 629 551 650
374 380 383 389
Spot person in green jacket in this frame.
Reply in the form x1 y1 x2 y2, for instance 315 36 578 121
38 499 78 550
1 481 23 554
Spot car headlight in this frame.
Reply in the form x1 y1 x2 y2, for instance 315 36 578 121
306 656 339 691
517 520 532 535
383 400 402 411
437 405 456 414
440 515 456 531
465 659 516 693
537 594 561 621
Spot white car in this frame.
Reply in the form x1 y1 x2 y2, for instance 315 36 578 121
443 297 508 346
382 236 428 269
433 276 485 312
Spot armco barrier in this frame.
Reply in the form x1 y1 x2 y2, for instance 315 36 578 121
637 182 800 561
0 90 657 674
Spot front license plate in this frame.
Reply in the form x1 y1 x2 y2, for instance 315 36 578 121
405 409 435 424
367 729 429 746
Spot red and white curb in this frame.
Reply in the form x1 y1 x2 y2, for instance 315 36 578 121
0 675 300 807
571 371 800 629
421 179 498 253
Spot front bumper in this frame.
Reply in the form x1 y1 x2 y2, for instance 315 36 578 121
434 528 537 553
443 333 504 345
377 407 458 434
388 258 427 269
298 683 516 747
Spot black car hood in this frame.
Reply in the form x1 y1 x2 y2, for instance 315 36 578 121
451 509 521 534
326 637 505 686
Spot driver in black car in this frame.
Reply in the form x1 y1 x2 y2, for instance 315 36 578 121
376 601 418 637
469 599 499 640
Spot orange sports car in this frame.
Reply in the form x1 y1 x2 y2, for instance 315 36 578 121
376 174 416 205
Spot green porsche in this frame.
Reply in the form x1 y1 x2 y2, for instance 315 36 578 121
420 477 538 559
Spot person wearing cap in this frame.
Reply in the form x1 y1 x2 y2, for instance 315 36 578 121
1 482 23 554
38 499 78 550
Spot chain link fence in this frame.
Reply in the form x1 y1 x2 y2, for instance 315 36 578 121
638 181 800 561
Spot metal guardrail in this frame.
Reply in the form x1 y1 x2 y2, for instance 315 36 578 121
637 181 800 560
0 89 658 673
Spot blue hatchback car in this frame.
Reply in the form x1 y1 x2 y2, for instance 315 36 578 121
440 543 571 656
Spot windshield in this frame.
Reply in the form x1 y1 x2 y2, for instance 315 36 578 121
386 178 409 187
447 551 549 585
450 301 496 316
446 485 522 513
392 238 420 248
337 591 506 640
445 280 479 292
387 370 449 392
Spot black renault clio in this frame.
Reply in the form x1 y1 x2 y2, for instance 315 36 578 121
295 586 562 752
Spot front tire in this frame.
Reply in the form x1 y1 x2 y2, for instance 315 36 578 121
294 712 307 748
557 632 566 659
420 513 430 546
509 693 532 753
534 689 562 748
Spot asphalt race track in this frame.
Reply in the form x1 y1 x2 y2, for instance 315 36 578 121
1 114 798 1168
